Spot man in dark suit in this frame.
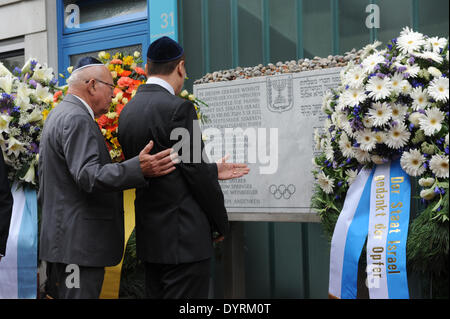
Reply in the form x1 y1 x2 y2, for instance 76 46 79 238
118 37 249 298
0 152 13 262
39 57 178 299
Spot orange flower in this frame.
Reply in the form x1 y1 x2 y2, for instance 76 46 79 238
135 67 146 76
117 76 134 88
113 87 123 96
110 59 123 65
116 104 125 115
119 70 132 77
53 90 63 102
97 114 109 128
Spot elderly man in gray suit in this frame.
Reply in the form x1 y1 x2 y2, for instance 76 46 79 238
38 57 177 299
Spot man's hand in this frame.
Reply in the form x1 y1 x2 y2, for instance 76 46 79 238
216 154 250 180
139 140 179 178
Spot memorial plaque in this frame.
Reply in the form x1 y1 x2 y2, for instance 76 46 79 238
193 67 342 221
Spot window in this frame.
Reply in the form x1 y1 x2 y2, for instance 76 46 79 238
0 49 24 71
63 0 147 33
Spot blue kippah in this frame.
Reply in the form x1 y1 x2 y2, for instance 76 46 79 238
73 56 103 73
147 36 184 63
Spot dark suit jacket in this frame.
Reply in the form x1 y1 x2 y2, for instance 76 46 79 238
38 94 147 267
118 84 229 264
0 152 13 256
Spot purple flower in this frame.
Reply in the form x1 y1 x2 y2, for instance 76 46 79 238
29 79 37 88
397 66 407 73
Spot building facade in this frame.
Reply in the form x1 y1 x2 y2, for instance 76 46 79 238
0 0 448 298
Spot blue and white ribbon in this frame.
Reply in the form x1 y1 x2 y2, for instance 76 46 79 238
329 168 374 299
329 159 411 299
0 183 38 299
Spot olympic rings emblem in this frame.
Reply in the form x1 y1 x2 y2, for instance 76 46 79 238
269 184 296 199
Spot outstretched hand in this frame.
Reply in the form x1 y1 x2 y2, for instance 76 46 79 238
216 154 250 180
139 140 179 178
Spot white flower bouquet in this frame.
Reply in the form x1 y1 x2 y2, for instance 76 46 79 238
312 27 448 289
0 59 58 187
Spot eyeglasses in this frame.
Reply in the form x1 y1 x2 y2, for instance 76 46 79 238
85 78 115 90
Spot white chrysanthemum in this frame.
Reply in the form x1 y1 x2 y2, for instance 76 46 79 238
338 132 354 158
385 123 411 149
418 107 445 136
413 51 444 64
404 63 421 78
420 188 436 200
345 169 358 186
429 154 449 178
428 36 447 52
356 129 377 151
399 80 412 95
345 67 366 88
390 72 408 94
362 116 374 128
427 66 442 78
354 148 371 164
418 177 435 187
374 131 386 144
362 53 385 73
367 102 392 127
366 76 392 101
428 77 449 102
316 171 334 194
409 112 424 127
341 87 367 107
390 103 407 122
371 155 386 165
397 27 425 54
361 41 382 59
410 87 431 110
400 149 426 177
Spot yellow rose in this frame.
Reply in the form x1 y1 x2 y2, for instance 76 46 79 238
133 51 141 58
67 66 73 74
188 94 195 101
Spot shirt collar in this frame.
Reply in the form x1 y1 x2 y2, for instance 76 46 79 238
146 77 175 95
72 94 95 120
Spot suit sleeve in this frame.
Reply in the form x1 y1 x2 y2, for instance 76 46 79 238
0 153 13 256
170 101 229 236
62 114 147 193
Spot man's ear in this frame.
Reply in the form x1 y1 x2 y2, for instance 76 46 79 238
86 79 96 95
145 63 149 77
178 60 185 76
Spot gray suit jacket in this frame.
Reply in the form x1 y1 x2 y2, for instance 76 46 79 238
38 94 146 267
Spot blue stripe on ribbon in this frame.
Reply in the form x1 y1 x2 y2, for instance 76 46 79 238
17 187 38 299
386 159 410 299
341 169 375 299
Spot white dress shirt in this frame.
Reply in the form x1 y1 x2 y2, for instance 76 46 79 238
146 77 175 96
72 95 95 120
